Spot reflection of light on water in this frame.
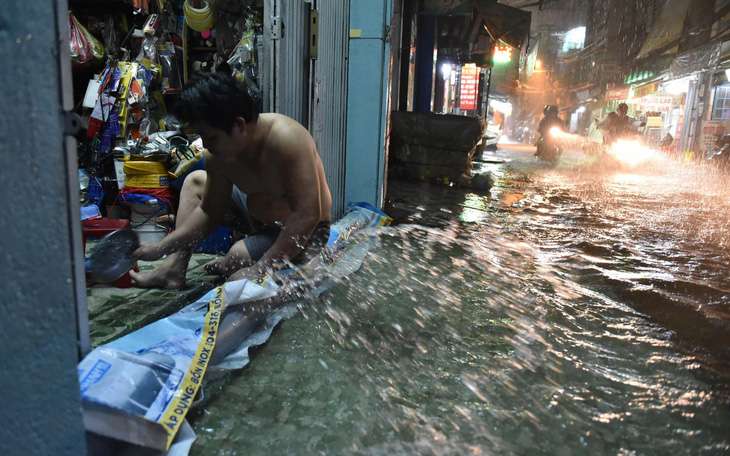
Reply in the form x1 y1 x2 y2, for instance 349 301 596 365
607 140 657 166
498 142 535 152
459 193 491 223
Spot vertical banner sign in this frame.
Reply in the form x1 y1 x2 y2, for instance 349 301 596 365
444 79 450 112
460 64 478 111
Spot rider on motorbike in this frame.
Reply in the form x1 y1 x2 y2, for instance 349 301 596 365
535 105 564 162
598 102 642 145
537 105 564 139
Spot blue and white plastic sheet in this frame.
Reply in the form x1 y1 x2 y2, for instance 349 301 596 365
77 203 391 452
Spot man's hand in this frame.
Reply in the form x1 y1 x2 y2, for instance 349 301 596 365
133 242 166 261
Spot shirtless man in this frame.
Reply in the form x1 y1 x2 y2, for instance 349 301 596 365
130 72 332 289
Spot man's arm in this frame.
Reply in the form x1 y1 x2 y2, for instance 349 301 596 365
135 154 232 260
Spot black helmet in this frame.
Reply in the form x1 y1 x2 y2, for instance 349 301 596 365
544 105 559 116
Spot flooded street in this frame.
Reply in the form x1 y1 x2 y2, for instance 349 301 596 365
188 144 730 455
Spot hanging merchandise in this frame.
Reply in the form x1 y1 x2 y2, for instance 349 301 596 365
136 34 159 63
227 31 255 74
157 43 183 94
130 0 151 15
69 11 106 68
215 14 237 57
227 31 262 108
102 14 119 56
70 2 267 224
183 0 215 33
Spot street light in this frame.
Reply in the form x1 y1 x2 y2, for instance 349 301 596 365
442 63 452 80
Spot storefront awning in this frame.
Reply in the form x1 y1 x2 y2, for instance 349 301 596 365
670 42 722 77
473 0 531 51
636 0 691 59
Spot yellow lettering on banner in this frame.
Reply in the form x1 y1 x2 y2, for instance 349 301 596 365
160 286 225 449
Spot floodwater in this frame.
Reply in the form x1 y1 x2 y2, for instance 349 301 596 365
188 143 730 455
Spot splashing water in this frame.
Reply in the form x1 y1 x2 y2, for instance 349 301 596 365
188 193 730 455
172 140 730 455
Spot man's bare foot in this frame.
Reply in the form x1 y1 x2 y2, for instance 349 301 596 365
203 258 226 276
130 266 186 289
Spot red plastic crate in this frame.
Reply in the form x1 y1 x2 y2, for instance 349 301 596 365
81 219 131 245
82 219 137 288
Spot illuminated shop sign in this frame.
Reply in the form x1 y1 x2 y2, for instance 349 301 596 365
460 64 479 111
493 44 512 64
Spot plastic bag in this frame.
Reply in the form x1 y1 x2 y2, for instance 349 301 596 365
215 15 236 57
102 14 118 56
227 31 255 77
135 35 158 64
157 45 182 94
69 12 105 68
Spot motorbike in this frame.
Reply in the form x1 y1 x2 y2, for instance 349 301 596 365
535 127 563 163
585 118 646 157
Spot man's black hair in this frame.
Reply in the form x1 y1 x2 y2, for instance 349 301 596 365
174 72 259 134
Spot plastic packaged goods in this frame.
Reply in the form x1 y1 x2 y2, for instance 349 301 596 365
69 12 105 68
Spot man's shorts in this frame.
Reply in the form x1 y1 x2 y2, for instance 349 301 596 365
226 186 330 263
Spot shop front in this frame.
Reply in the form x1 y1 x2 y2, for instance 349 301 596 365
701 40 730 158
563 88 592 135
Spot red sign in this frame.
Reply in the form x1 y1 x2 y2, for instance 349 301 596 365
460 64 479 111
605 87 630 101
701 120 729 152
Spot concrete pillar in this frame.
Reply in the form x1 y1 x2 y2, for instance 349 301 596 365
345 0 394 209
0 1 88 455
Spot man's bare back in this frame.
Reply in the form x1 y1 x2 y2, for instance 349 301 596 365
204 113 331 226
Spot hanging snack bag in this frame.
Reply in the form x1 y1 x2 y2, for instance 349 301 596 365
69 12 106 68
